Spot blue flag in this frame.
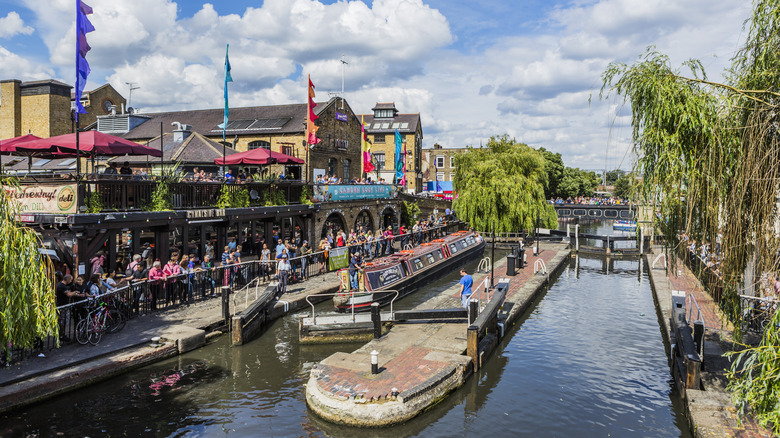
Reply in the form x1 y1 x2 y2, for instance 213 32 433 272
75 0 94 120
223 44 233 142
435 162 442 192
394 129 403 182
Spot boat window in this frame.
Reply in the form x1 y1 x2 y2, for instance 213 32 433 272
467 236 475 245
426 253 435 264
459 240 468 249
449 243 458 253
435 249 443 259
413 258 424 270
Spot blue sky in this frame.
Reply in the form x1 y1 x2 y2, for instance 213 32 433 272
0 0 752 170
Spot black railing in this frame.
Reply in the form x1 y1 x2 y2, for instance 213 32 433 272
2 221 466 366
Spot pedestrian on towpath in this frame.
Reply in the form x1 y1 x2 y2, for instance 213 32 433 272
459 268 473 309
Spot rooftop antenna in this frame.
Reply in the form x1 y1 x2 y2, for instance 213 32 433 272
340 54 348 109
125 82 140 109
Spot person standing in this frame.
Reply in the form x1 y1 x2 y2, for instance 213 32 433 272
459 268 473 309
163 256 182 304
300 241 311 280
277 254 291 295
260 243 272 281
319 238 330 274
119 161 133 175
349 252 361 290
200 255 215 296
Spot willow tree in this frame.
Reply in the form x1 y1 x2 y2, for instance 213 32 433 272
452 135 557 233
599 0 780 431
0 179 59 359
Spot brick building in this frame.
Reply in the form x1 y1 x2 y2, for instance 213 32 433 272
0 79 125 140
359 103 424 192
421 143 487 189
108 97 363 181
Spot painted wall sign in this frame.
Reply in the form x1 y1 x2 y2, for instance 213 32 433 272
335 112 348 122
365 264 405 289
314 184 395 201
3 184 77 214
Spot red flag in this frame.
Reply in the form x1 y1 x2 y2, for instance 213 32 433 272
306 75 321 145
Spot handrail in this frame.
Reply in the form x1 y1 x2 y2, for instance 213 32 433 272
652 253 666 270
305 290 400 325
477 256 491 273
534 259 547 274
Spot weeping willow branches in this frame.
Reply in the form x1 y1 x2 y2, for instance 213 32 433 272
452 135 557 233
600 0 780 430
0 178 58 358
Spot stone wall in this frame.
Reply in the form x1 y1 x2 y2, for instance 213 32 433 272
313 199 401 240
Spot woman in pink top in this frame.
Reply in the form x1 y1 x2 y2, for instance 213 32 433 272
147 261 165 311
162 257 182 303
383 227 394 255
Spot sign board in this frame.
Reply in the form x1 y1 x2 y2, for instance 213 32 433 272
365 264 405 289
3 184 78 214
328 247 350 271
314 184 395 201
335 112 348 122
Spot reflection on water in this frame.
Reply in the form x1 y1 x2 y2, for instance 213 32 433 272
0 228 689 437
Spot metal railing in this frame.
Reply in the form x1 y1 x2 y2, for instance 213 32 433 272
740 294 779 336
305 290 400 325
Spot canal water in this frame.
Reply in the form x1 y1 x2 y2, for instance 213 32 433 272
1 220 690 437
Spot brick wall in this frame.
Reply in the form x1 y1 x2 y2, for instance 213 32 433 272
0 80 21 138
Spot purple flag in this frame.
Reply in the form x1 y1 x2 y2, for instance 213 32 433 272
75 0 94 119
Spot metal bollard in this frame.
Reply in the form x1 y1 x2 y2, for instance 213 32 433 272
222 286 230 327
693 320 705 359
371 350 379 374
371 302 381 339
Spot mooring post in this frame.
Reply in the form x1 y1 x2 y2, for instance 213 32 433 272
371 350 379 375
371 302 381 339
575 224 580 251
467 325 479 371
693 320 705 358
222 286 230 327
468 299 479 325
639 226 644 253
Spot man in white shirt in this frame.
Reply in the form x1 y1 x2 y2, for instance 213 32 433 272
277 254 291 295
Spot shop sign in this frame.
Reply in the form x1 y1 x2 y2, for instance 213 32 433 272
3 184 78 214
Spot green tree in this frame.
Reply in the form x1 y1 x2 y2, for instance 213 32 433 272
612 173 634 199
0 179 59 359
537 147 564 199
557 167 581 199
599 0 780 430
604 169 624 185
452 135 556 232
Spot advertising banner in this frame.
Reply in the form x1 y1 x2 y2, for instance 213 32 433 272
3 184 78 214
314 184 394 201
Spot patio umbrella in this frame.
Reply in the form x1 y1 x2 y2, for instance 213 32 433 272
0 134 45 174
214 147 304 165
14 131 162 157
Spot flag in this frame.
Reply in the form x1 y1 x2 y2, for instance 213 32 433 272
394 129 404 183
223 44 232 142
74 0 94 120
361 116 375 174
434 160 442 192
306 75 321 145
400 139 407 187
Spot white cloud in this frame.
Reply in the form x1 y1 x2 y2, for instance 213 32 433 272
0 45 53 79
0 12 34 38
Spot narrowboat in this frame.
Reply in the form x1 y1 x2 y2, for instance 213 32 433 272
612 220 637 231
332 231 486 312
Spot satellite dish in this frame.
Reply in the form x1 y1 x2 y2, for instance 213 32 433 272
127 107 135 114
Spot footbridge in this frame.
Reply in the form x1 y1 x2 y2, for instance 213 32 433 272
554 203 636 220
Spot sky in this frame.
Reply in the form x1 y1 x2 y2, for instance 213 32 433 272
0 0 753 171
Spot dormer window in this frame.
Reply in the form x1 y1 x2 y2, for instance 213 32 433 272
374 109 394 118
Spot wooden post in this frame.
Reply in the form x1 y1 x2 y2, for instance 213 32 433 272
468 299 478 325
222 286 231 327
232 315 243 345
371 302 381 339
467 325 479 371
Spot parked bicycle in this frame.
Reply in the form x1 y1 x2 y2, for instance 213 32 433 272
75 298 127 345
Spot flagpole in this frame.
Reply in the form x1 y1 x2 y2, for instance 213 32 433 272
223 43 231 178
75 1 81 179
360 115 365 178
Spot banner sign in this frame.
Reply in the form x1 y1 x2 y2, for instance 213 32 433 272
328 246 349 271
314 184 395 201
365 264 405 289
335 112 348 122
3 184 78 214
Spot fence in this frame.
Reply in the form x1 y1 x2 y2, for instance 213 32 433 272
3 221 465 366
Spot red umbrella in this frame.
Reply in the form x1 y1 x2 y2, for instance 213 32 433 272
14 131 162 157
0 134 42 154
214 147 304 165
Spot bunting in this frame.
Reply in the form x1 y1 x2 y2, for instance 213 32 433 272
362 116 375 174
306 75 321 145
74 0 94 120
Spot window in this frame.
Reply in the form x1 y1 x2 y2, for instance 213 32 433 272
413 258 424 270
449 173 455 181
450 156 455 168
400 122 409 129
374 134 385 143
282 145 293 156
436 172 445 181
373 153 385 170
374 109 394 118
426 254 435 264
248 140 271 150
381 122 390 129
33 159 51 167
328 158 337 176
449 243 458 253
58 158 77 166
392 122 401 129
336 139 348 150
435 156 444 168
343 159 351 180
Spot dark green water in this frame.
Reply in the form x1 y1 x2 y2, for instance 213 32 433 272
0 222 690 437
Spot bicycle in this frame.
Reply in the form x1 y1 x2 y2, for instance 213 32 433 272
75 299 127 345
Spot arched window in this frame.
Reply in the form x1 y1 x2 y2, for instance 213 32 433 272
248 140 271 150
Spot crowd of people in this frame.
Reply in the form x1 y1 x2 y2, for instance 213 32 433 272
550 196 632 205
55 214 453 308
